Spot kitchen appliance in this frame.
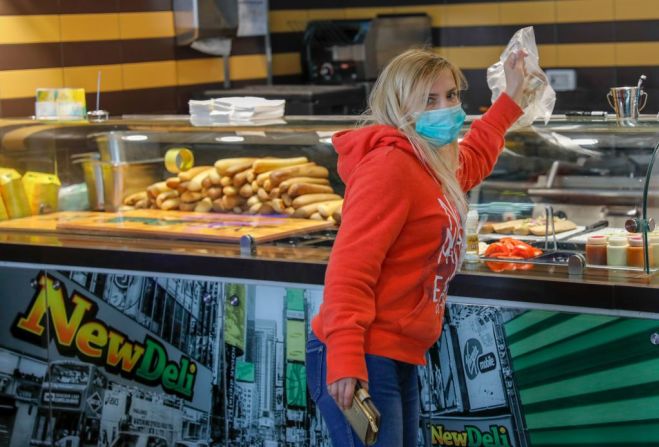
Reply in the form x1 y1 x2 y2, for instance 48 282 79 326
302 14 432 84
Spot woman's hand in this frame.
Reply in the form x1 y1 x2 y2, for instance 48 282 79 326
504 49 528 106
328 377 369 411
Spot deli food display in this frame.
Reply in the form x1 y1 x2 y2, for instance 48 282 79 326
121 156 344 224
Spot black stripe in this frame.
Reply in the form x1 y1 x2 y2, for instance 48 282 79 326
117 0 172 13
0 0 171 15
0 36 267 72
269 0 514 10
0 0 60 15
174 36 266 59
0 43 62 71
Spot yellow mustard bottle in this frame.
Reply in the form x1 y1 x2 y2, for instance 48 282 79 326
0 168 31 219
22 171 61 215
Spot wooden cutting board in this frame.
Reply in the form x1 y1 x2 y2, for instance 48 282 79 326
0 211 106 232
55 209 335 243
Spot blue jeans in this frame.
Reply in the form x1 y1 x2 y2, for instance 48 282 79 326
306 331 419 447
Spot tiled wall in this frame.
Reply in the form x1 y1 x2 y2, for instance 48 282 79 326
1 0 658 117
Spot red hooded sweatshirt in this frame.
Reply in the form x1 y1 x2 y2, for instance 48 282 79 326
311 93 522 384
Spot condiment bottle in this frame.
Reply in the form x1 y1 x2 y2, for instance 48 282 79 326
627 235 645 268
606 236 628 267
649 233 659 268
464 209 480 263
585 235 607 265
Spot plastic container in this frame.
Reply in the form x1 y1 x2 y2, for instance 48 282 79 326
585 235 608 265
649 233 659 269
627 236 645 268
606 236 628 267
464 209 480 263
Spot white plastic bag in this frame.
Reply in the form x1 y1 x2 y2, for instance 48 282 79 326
487 26 556 128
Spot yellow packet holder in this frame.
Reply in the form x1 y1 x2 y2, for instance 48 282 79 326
22 171 61 215
0 194 7 220
0 168 31 219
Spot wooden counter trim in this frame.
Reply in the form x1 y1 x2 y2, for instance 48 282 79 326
0 235 657 314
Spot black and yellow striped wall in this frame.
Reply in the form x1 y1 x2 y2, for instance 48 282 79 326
1 0 658 117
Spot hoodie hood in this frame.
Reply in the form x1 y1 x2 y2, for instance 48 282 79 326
332 125 416 183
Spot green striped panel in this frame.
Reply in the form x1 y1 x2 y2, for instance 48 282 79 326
504 310 659 446
508 314 616 358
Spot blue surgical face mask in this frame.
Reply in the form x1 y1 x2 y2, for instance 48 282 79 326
415 104 466 146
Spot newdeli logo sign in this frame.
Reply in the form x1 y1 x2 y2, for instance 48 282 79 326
11 273 197 400
431 424 512 446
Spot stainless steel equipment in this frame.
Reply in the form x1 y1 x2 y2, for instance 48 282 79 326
302 14 432 84
173 0 238 46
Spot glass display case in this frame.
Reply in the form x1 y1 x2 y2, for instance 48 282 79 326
1 114 658 274
1 115 659 447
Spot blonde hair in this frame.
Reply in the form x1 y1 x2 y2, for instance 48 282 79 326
366 48 469 218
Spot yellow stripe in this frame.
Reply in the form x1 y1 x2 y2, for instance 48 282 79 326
555 42 615 67
63 65 124 92
557 0 614 23
59 14 120 42
614 0 659 21
272 53 301 76
615 42 659 66
438 46 504 70
0 12 174 44
0 15 60 44
230 54 268 80
500 2 557 25
176 58 224 86
0 68 64 100
269 10 311 34
123 61 177 90
119 12 175 39
269 0 659 32
440 3 500 27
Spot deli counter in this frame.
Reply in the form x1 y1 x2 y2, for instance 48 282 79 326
0 115 658 447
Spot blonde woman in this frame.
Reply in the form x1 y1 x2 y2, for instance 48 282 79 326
306 48 527 446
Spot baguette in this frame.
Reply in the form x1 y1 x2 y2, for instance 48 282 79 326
309 212 323 221
225 160 255 177
165 177 181 190
205 186 223 200
194 197 213 213
252 157 309 174
257 188 269 202
178 166 213 182
292 201 328 218
292 193 342 209
146 181 170 199
209 169 222 185
279 176 330 192
271 198 285 213
160 198 180 211
239 183 254 198
233 168 253 188
124 191 147 206
529 219 577 236
288 183 334 197
270 163 328 186
246 195 260 207
317 199 343 219
156 190 178 208
214 158 258 176
179 201 197 211
188 168 216 192
176 181 189 194
180 191 203 203
492 219 527 234
223 186 238 197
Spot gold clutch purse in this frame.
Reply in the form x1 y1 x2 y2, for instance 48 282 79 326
341 383 381 446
